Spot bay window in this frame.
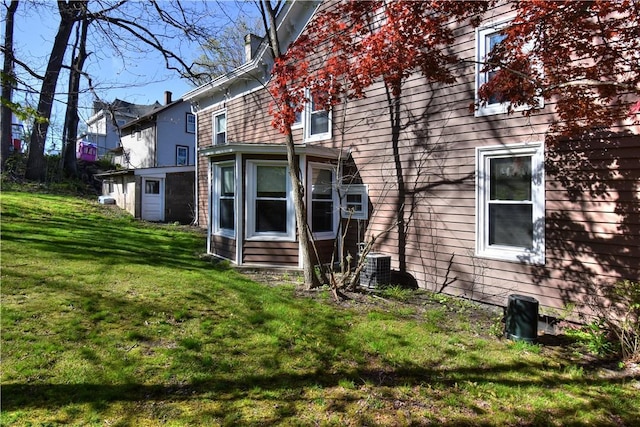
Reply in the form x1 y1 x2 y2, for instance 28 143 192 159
213 162 235 237
247 161 294 240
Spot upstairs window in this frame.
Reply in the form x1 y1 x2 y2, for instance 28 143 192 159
212 110 227 145
186 113 196 133
476 22 509 116
305 92 331 141
176 145 189 165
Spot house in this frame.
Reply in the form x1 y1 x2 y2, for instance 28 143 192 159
81 98 161 158
182 0 639 319
96 91 196 224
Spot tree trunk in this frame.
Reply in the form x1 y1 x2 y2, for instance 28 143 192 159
1 0 19 171
62 12 89 178
25 1 84 182
262 0 320 289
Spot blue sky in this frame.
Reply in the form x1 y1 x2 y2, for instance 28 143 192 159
11 1 259 150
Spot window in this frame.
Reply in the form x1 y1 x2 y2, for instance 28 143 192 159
247 161 294 240
176 145 189 165
309 164 338 238
145 179 160 194
213 163 235 236
212 110 227 145
476 20 543 117
341 184 369 220
305 92 331 141
476 22 509 116
186 113 196 133
476 143 544 263
107 180 115 194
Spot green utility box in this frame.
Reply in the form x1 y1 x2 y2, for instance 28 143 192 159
505 294 539 343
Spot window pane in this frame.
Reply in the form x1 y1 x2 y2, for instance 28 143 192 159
145 180 159 194
310 110 328 135
312 169 332 199
256 200 287 232
257 166 286 197
489 204 533 248
220 199 234 230
221 166 234 196
312 201 333 232
486 32 507 105
346 193 363 212
215 114 226 132
489 156 532 201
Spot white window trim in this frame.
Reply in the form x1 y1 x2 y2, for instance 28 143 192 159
176 145 189 166
308 163 339 240
476 142 545 264
212 109 227 145
246 160 295 241
475 19 543 117
186 113 196 134
341 184 369 220
304 90 332 142
212 161 236 239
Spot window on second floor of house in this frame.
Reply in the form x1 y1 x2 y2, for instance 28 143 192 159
186 113 196 134
212 110 227 145
475 22 509 117
305 93 331 141
176 145 189 166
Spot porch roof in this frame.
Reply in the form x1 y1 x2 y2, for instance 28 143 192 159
198 143 346 160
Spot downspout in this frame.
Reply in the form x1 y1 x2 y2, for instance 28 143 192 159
191 103 199 226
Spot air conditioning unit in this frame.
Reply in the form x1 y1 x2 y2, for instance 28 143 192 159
359 252 391 289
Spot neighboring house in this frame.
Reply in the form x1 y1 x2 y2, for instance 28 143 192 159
182 0 639 319
81 98 161 158
96 91 196 224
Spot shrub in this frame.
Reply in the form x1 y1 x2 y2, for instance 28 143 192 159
602 280 640 362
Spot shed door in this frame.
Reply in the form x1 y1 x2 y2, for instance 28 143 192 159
142 178 164 221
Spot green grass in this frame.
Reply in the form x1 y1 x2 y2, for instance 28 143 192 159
2 190 639 426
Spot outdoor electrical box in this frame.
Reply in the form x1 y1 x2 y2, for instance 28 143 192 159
505 294 539 343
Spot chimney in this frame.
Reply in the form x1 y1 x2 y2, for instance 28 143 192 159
244 33 262 62
164 91 172 105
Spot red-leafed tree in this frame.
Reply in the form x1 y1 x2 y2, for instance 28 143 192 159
477 0 640 135
269 0 490 283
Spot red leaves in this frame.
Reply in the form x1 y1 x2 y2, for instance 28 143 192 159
478 0 640 135
270 0 490 133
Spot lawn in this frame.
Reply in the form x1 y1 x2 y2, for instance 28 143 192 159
1 189 639 426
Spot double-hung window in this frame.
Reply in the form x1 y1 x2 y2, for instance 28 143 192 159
305 92 331 141
476 22 509 116
186 113 196 133
309 164 338 238
212 110 227 145
247 161 294 240
213 162 235 237
176 145 189 165
476 143 544 263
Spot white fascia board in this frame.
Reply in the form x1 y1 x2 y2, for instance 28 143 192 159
198 143 344 159
134 165 195 176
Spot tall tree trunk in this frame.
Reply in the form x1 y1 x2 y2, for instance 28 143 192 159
1 0 19 171
62 11 89 178
386 84 407 273
262 0 320 289
25 0 84 182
